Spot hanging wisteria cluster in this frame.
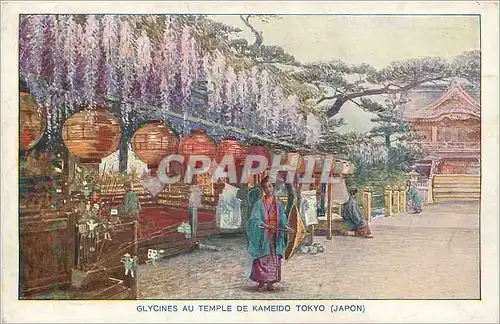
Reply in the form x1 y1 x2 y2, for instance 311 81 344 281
19 14 320 146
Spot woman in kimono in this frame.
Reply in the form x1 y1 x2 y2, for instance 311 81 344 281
406 180 423 213
341 188 373 238
247 176 293 292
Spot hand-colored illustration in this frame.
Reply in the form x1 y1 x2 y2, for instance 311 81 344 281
18 14 480 300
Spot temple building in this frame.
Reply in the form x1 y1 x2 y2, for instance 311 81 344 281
404 80 480 202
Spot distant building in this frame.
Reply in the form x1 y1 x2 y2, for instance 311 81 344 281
403 80 480 202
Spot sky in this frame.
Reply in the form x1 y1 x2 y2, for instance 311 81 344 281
209 15 480 133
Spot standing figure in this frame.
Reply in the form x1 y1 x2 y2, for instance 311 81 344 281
121 181 141 220
406 180 423 214
341 188 373 238
247 176 293 292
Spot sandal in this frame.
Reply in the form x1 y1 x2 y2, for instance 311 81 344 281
266 284 276 291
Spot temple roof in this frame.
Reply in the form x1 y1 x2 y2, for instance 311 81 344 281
403 80 480 121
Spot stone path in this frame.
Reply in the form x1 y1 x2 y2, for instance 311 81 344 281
138 202 480 299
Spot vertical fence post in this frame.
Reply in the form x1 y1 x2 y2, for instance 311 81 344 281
392 186 400 215
399 186 407 213
427 176 434 203
363 187 372 223
384 185 392 217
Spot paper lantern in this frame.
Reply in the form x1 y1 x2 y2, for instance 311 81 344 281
216 138 247 165
62 107 121 163
179 129 216 168
246 145 271 168
20 91 46 151
132 120 179 168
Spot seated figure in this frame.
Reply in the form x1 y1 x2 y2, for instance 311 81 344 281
341 188 373 238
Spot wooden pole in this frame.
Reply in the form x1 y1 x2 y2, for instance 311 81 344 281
326 183 333 240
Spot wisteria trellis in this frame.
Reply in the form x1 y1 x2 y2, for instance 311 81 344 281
19 14 318 148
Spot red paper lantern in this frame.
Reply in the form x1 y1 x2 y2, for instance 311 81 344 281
62 106 121 163
179 129 216 168
20 91 46 151
216 138 247 165
132 120 179 169
246 145 271 168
